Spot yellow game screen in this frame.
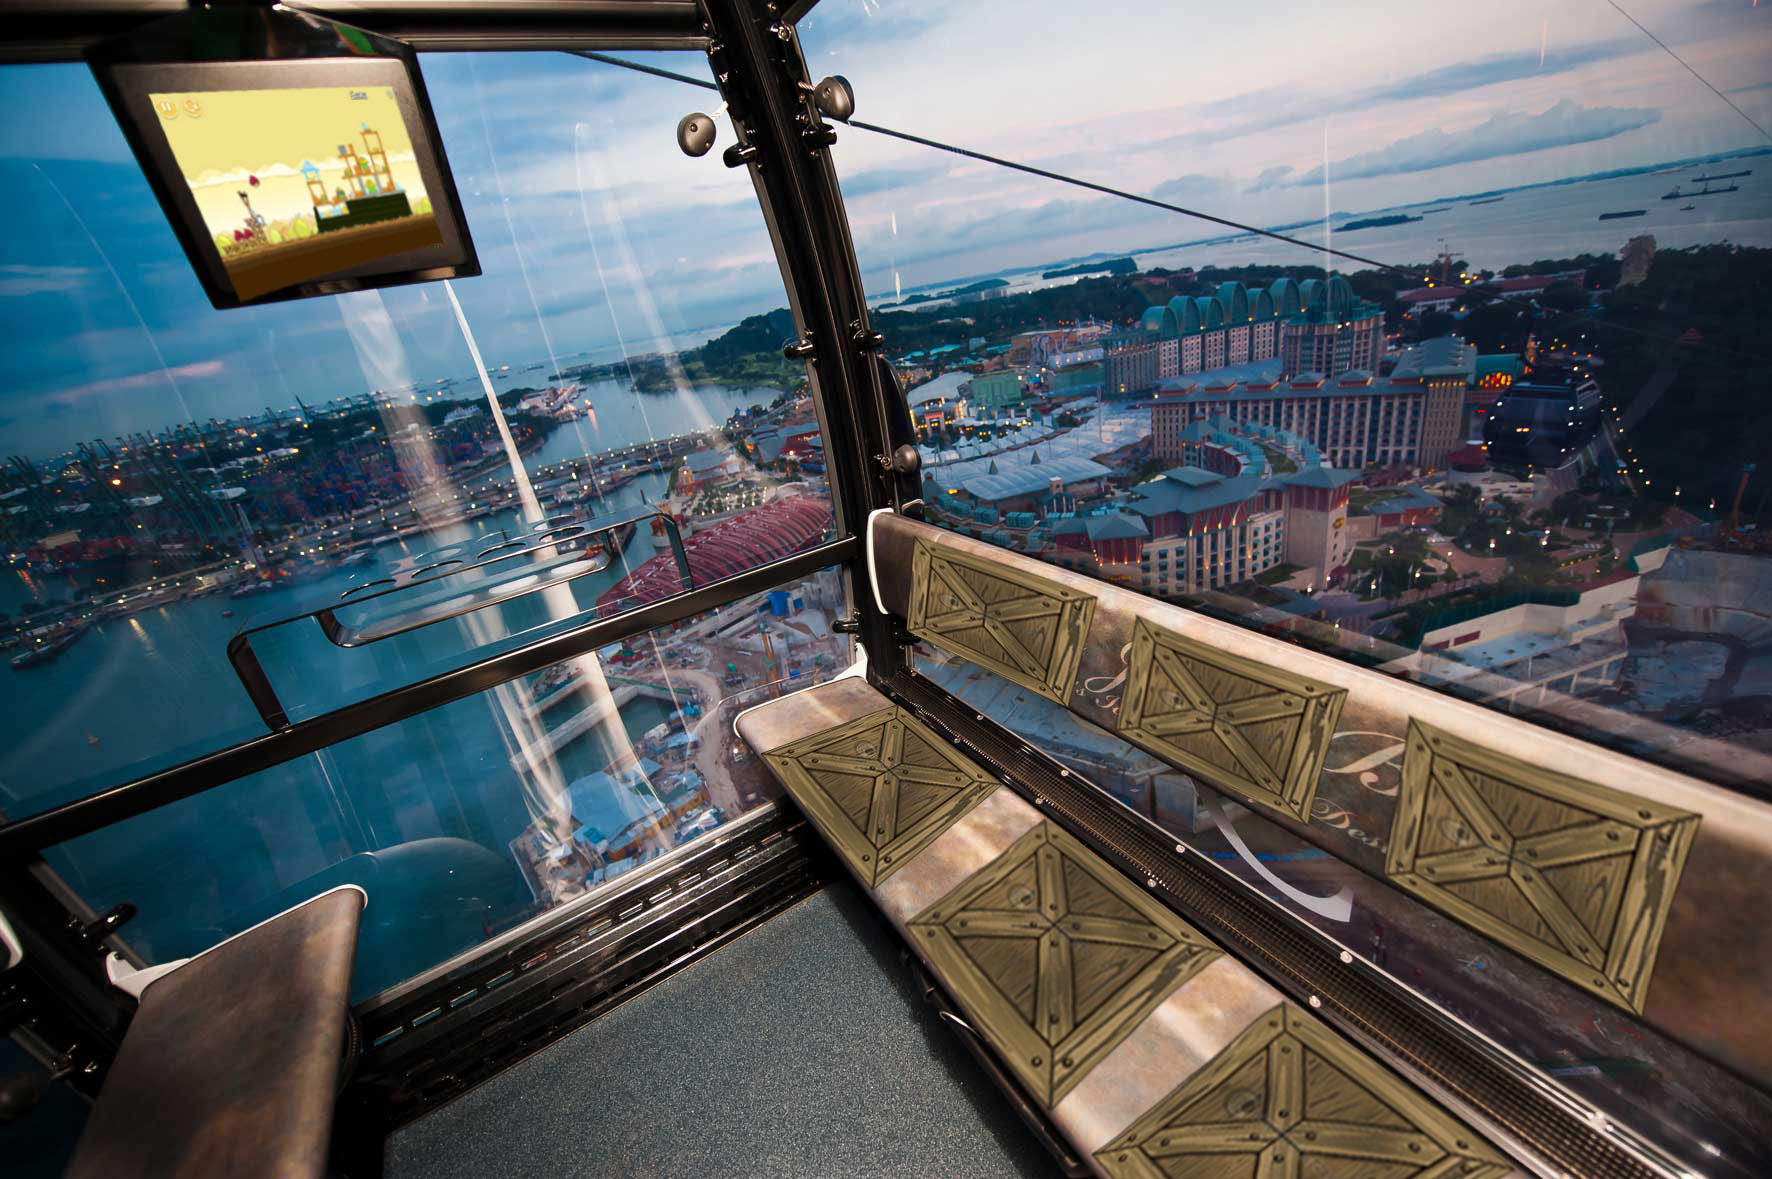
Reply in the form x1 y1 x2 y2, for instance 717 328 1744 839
150 85 443 300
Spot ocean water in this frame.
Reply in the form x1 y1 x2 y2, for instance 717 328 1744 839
0 380 788 995
880 164 1772 306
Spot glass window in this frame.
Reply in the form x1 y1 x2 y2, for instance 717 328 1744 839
0 52 837 822
50 566 848 1000
800 0 1772 793
914 645 1772 1178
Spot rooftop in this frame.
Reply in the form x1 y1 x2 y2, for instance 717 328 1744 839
1052 514 1150 542
684 449 736 472
1391 336 1477 381
1364 485 1443 515
956 455 1113 502
1130 466 1269 516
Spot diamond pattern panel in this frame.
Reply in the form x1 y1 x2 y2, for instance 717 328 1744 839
908 538 1096 703
1118 617 1346 822
763 706 998 887
908 821 1219 1108
1385 718 1700 1014
1095 1003 1511 1179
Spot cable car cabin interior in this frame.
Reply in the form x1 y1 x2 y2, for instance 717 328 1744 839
2 1 1771 1176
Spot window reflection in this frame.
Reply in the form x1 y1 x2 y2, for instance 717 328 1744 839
0 52 835 815
801 0 1772 791
52 567 849 1000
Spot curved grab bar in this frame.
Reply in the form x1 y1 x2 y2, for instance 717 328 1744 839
226 504 696 730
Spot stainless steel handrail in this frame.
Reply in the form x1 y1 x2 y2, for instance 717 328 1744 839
225 504 695 728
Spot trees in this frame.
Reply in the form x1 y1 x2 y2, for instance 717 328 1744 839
1416 309 1457 340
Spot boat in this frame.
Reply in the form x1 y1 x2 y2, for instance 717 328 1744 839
1599 210 1646 220
1691 169 1750 182
229 578 276 598
10 624 87 669
1681 204 1696 211
1664 181 1739 199
1468 196 1505 205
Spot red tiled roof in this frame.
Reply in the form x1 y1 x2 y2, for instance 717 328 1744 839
596 496 833 612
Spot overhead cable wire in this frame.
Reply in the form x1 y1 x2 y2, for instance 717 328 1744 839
570 50 1769 364
1604 0 1771 144
572 51 1425 280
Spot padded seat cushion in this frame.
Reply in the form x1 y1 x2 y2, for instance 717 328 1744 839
739 679 1515 1178
67 887 363 1179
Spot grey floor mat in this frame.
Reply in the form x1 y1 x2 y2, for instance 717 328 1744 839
386 883 1064 1178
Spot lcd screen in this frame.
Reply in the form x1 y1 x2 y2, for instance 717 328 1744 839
148 84 444 301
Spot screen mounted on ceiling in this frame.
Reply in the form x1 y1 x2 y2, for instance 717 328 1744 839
89 9 477 309
152 84 445 302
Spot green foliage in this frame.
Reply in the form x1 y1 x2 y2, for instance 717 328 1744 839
1582 245 1772 523
1499 253 1620 288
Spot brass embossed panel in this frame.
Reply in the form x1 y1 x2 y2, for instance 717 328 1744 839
1386 718 1699 1014
1096 1003 1511 1179
908 821 1219 1108
763 706 998 887
908 538 1095 703
1118 617 1346 822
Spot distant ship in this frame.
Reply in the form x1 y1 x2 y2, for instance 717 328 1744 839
1599 210 1646 221
1691 169 1750 182
1663 180 1738 200
1680 204 1696 211
1468 196 1505 206
11 625 87 669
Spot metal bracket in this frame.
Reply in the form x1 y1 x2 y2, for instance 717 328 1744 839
226 504 695 730
69 904 135 953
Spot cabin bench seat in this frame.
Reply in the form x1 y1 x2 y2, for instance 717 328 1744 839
66 886 364 1179
737 677 1513 1179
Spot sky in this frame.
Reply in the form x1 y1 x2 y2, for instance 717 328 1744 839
0 0 1769 458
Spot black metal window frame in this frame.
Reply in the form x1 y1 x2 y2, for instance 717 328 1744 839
0 0 901 864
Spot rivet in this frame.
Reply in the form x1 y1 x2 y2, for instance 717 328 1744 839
1308 995 1322 1008
1062 1056 1074 1067
1339 950 1354 964
1032 1056 1043 1065
1147 878 1158 888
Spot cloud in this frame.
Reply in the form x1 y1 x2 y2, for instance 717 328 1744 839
1150 174 1235 203
840 164 946 198
42 360 226 410
1246 165 1294 193
1160 38 1641 157
1358 41 1635 107
0 264 89 296
1293 99 1660 185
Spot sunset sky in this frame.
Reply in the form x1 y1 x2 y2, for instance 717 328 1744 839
0 0 1767 456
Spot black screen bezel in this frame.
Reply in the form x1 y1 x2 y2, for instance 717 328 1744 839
92 53 478 308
